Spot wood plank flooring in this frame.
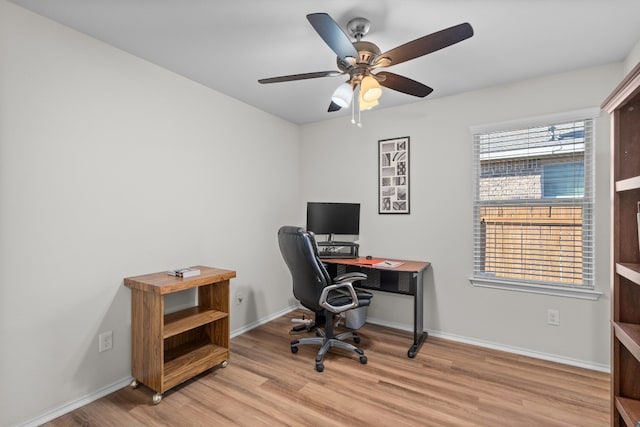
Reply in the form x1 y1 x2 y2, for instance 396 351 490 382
45 309 610 426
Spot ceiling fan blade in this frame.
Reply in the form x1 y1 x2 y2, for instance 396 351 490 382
377 22 473 67
258 71 342 84
307 13 359 60
376 72 433 97
328 101 342 112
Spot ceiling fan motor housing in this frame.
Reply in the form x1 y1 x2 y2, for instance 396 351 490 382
353 41 380 64
337 40 382 84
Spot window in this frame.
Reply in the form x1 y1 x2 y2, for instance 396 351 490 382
470 110 599 299
542 162 584 198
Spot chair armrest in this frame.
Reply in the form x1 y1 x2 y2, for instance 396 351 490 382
334 272 367 283
319 282 359 313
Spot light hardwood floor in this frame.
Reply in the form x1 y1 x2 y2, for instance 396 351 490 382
45 309 610 426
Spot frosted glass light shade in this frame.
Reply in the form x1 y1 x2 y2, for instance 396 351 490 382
331 82 353 108
361 75 382 102
358 90 379 111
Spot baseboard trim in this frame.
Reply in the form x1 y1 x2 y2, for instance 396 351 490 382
366 316 610 373
20 376 133 427
230 304 299 338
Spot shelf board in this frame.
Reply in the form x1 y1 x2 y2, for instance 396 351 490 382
164 307 228 339
163 341 228 392
616 396 640 427
616 176 640 192
614 322 640 363
617 263 640 286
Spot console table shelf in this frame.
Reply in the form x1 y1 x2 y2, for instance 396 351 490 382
164 343 228 390
124 265 235 404
164 307 228 339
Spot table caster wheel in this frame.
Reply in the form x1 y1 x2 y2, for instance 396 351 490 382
130 379 139 389
152 393 162 405
221 360 228 368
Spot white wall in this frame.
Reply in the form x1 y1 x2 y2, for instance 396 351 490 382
0 2 300 425
624 37 640 74
300 62 623 369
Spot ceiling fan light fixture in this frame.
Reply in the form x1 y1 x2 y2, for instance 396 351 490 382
358 90 379 111
361 75 382 102
331 82 353 108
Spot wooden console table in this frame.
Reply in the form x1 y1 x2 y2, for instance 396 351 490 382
322 258 431 358
124 265 235 404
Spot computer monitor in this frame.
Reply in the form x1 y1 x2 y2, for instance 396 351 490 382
306 202 360 238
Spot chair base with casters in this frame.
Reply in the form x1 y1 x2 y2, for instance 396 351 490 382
290 307 369 372
289 311 318 334
289 309 345 334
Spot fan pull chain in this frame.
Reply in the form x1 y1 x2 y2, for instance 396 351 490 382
353 85 362 128
351 92 355 125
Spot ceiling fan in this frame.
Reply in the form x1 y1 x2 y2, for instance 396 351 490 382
258 13 474 115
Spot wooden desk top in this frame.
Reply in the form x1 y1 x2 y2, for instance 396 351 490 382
124 265 236 295
322 257 430 273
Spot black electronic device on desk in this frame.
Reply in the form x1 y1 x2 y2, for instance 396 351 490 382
317 241 359 259
306 201 360 259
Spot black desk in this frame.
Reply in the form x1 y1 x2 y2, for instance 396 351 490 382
322 257 431 358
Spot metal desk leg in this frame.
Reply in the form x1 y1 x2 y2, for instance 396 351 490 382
408 271 428 358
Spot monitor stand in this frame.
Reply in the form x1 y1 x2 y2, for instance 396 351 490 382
317 240 359 259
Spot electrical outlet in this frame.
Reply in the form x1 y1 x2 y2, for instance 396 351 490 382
99 330 113 352
547 309 560 326
235 291 243 306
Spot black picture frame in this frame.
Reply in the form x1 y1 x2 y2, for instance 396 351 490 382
378 136 410 214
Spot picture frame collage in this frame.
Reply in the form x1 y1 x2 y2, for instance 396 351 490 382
378 136 410 214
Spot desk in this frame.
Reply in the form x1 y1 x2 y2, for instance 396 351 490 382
322 257 431 358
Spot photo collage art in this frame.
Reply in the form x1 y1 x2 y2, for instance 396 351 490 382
379 136 410 214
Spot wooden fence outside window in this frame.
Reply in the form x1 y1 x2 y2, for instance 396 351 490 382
479 205 583 285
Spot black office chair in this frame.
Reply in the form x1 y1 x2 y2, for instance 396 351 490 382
277 225 373 372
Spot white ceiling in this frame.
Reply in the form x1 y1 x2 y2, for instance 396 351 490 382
10 0 640 125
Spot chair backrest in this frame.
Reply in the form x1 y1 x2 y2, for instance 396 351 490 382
277 226 332 311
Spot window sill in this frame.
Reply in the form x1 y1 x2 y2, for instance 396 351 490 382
470 276 603 300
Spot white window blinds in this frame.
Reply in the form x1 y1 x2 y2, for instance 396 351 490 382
472 118 594 289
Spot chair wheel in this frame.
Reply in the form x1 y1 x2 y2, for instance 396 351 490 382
315 362 324 372
359 355 368 364
291 345 298 354
353 336 361 344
